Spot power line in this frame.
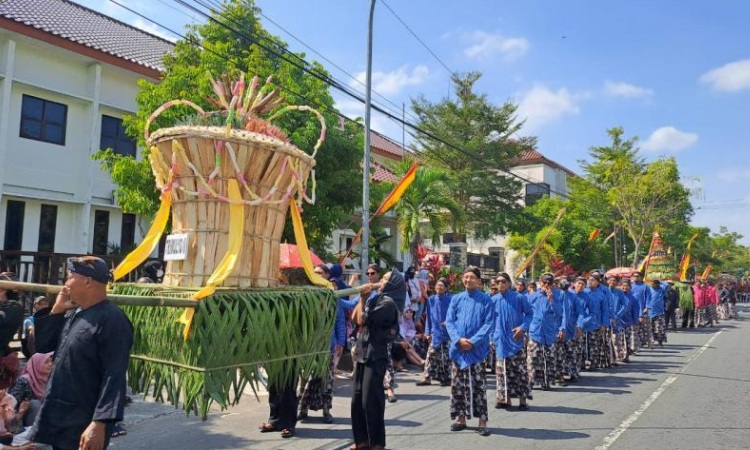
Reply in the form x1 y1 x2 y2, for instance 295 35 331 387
380 0 455 77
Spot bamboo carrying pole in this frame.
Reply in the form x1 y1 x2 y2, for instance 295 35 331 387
0 280 374 304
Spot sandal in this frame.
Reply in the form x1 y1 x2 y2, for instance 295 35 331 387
259 422 276 433
518 404 530 411
495 402 509 409
111 423 127 438
477 426 491 436
387 394 397 403
450 422 466 432
416 379 432 386
280 428 295 438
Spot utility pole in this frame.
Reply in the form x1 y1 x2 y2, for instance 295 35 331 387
361 0 376 282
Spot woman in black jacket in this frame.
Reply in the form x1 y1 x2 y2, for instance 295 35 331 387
350 270 404 450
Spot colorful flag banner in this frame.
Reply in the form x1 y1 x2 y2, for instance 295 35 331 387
588 228 602 241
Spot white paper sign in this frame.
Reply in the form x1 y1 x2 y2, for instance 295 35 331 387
164 233 189 261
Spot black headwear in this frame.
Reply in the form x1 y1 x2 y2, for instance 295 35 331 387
382 269 406 311
66 257 113 284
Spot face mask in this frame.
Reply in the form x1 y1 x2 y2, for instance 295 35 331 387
156 270 164 278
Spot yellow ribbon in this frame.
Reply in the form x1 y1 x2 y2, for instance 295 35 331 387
112 192 172 282
289 200 330 287
178 180 244 340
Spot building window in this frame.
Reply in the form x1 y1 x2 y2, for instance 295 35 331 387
20 95 67 145
525 182 550 206
3 200 25 251
92 210 110 255
38 204 58 253
100 115 136 157
120 213 136 251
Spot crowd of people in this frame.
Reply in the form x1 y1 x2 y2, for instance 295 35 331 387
258 263 743 450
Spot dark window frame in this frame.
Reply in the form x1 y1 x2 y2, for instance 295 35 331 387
524 182 551 206
120 213 136 252
37 204 58 253
100 115 136 157
3 200 25 251
20 94 68 145
92 210 110 255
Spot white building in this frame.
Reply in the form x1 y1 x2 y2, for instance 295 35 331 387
424 148 577 276
0 0 172 281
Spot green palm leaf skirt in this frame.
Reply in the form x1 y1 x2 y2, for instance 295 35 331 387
111 283 336 420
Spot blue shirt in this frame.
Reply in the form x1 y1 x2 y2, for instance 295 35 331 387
647 283 667 318
446 289 496 369
492 289 532 359
609 288 629 331
579 289 606 332
528 288 566 345
624 291 640 326
631 281 651 315
562 291 583 341
425 292 452 346
587 286 612 328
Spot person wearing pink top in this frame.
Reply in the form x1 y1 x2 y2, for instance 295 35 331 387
705 281 719 326
692 280 709 327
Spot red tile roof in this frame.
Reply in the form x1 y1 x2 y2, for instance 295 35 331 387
0 0 174 73
360 160 399 183
514 148 577 177
370 131 406 159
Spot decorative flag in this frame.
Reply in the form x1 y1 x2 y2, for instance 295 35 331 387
678 253 690 281
588 228 602 241
339 162 418 264
374 162 418 216
701 263 712 281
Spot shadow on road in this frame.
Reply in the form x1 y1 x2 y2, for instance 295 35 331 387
520 405 603 415
556 386 632 395
394 393 450 402
493 427 590 440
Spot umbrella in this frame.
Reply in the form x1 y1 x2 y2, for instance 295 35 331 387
605 266 636 278
279 243 324 269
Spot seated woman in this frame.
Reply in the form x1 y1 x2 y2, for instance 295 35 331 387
8 352 53 427
0 388 34 449
392 307 425 372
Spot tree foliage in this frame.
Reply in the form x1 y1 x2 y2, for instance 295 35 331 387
580 128 692 265
410 72 530 240
391 160 463 261
95 0 362 252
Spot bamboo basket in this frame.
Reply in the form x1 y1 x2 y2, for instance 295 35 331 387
147 126 316 288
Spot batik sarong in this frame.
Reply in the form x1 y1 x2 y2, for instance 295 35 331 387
450 361 488 421
496 350 530 402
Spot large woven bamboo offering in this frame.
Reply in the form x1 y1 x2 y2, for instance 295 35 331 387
147 126 316 288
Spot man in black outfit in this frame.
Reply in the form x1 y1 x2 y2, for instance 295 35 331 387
350 269 404 450
30 256 133 450
664 281 679 331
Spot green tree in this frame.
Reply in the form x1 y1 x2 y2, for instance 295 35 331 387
580 128 693 265
410 72 529 240
391 161 463 262
95 0 362 252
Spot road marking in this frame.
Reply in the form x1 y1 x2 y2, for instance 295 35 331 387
595 330 722 450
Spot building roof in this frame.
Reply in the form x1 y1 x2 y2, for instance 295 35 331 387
370 130 406 159
514 148 577 177
0 0 174 75
361 160 399 183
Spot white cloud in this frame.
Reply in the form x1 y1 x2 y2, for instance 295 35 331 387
352 65 429 96
642 126 698 152
463 31 530 60
604 80 653 98
131 18 178 42
700 59 750 92
716 169 750 183
516 85 580 130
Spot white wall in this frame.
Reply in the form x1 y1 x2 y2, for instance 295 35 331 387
0 33 152 255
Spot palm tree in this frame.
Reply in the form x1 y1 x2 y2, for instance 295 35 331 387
393 160 464 263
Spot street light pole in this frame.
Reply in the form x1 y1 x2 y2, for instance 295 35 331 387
361 0 376 281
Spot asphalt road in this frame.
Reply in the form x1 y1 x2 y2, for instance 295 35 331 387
112 306 750 450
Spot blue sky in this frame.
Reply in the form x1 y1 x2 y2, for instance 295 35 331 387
80 0 750 243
